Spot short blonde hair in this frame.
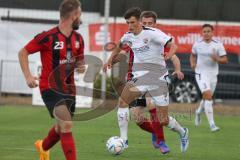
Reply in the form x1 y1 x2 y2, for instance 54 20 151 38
59 0 81 19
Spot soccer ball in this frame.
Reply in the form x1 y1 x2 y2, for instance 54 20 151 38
106 136 125 155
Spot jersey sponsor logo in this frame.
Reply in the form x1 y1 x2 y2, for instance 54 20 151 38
132 45 150 53
59 57 76 65
60 51 76 65
54 41 64 50
75 41 80 49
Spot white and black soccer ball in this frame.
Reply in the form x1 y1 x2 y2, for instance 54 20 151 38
106 136 125 155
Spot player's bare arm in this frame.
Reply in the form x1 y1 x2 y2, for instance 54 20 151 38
112 50 128 63
164 41 178 60
103 43 123 72
171 55 184 80
211 54 228 64
18 48 39 88
190 53 197 70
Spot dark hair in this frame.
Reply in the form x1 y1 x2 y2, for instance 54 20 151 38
59 0 81 19
124 7 141 20
202 24 214 30
140 11 157 23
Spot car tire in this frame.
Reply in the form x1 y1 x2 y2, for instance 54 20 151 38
171 80 200 103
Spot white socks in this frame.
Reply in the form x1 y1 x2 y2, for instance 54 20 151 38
167 116 185 137
204 100 215 126
196 100 205 114
117 107 129 141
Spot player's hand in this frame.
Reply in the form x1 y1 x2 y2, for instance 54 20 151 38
103 60 112 72
164 52 171 60
26 75 39 88
75 60 86 73
211 53 219 62
103 63 108 72
172 70 184 80
76 65 86 73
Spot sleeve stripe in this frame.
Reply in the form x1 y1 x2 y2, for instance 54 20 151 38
164 37 173 47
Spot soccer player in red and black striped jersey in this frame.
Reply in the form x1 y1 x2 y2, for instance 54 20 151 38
18 0 84 160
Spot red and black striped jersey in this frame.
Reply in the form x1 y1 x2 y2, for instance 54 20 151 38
121 46 134 81
25 26 84 95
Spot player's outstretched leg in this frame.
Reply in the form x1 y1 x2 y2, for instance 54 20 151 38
195 100 204 126
119 82 142 149
35 125 60 160
130 106 154 135
55 105 77 160
144 97 169 154
157 106 189 153
35 140 50 160
202 90 220 132
167 116 189 152
130 105 168 154
204 100 220 132
117 98 130 148
149 108 169 154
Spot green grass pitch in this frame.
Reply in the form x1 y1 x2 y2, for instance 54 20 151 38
0 105 239 160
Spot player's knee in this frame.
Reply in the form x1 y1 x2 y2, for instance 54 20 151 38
159 120 169 126
130 113 139 123
55 125 60 133
159 116 169 126
119 98 128 107
133 114 144 124
202 91 213 100
147 104 155 111
134 114 146 125
59 121 73 132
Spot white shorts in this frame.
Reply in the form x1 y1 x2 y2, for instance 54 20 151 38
129 71 169 107
195 72 217 93
150 93 169 107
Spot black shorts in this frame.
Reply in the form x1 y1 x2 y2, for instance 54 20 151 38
41 89 76 118
129 93 147 108
127 78 147 108
129 98 146 108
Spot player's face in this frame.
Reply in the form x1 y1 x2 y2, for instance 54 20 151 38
141 17 156 27
126 16 141 34
202 27 213 41
72 7 82 30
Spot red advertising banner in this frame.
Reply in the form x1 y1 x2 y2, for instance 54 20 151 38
89 23 240 54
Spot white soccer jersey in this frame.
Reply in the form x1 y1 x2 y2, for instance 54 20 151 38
120 27 172 73
192 39 227 75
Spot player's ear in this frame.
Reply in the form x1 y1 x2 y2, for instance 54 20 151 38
71 10 77 21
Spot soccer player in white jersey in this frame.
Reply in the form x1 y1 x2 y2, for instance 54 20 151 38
190 24 228 132
104 7 189 153
129 10 186 154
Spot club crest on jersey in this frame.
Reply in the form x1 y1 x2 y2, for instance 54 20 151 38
143 38 149 44
75 41 80 49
